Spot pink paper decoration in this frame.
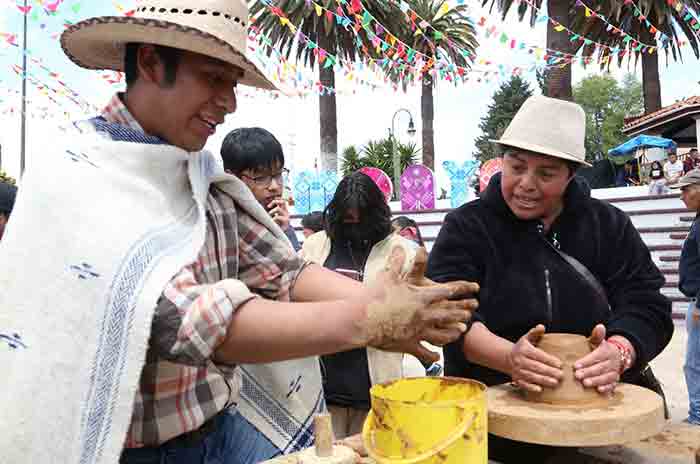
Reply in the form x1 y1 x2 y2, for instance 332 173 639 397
400 164 436 211
358 167 394 203
479 158 504 192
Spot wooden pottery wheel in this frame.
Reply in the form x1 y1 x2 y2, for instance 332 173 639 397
488 333 665 447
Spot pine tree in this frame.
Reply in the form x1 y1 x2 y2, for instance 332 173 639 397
473 76 534 164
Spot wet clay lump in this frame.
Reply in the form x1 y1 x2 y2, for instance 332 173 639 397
525 333 603 406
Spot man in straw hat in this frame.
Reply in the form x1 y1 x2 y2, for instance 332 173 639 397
0 1 477 463
672 170 700 426
427 95 672 461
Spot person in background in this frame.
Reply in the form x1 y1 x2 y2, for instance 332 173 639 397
221 127 300 251
672 170 700 425
648 160 668 195
0 181 17 241
301 211 324 239
684 148 700 174
623 160 641 186
391 215 442 377
301 172 434 439
665 151 684 186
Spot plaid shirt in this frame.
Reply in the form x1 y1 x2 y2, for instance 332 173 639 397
101 94 306 447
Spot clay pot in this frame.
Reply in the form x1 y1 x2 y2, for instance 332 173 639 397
524 333 603 405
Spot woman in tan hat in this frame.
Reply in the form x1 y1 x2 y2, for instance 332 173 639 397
426 95 673 462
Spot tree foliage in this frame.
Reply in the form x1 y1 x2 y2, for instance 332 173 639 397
340 136 421 177
0 169 16 185
378 0 478 170
248 0 393 172
473 75 534 164
573 73 643 162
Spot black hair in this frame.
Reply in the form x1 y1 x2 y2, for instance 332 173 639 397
124 43 182 88
391 215 425 247
650 160 663 169
690 148 698 153
220 127 285 175
301 211 324 233
324 172 392 244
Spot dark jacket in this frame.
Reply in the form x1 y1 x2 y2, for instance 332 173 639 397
426 173 673 386
679 215 700 304
284 225 301 251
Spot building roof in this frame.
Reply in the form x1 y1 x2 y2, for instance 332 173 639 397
623 96 700 135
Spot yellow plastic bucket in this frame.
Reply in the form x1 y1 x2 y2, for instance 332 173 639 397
362 377 487 464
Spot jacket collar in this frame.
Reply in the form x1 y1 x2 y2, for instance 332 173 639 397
481 172 592 226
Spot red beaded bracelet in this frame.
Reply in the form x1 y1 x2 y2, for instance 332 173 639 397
607 339 633 374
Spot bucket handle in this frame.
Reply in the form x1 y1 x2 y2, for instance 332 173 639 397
361 408 479 464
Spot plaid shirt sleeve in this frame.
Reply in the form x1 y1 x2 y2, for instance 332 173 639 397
149 264 258 366
237 210 310 302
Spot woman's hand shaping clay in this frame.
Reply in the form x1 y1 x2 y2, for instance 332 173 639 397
574 324 624 394
507 324 564 393
361 246 479 364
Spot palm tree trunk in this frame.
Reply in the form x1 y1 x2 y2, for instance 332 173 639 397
318 32 338 173
546 0 573 101
640 24 662 114
422 75 435 170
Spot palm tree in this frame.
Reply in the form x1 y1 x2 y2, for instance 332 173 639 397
482 0 575 100
382 0 477 170
340 136 421 177
570 1 700 113
249 0 392 173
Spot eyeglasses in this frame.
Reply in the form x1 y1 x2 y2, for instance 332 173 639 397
237 168 289 188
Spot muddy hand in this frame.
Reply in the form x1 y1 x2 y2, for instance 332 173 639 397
406 247 480 333
362 246 476 363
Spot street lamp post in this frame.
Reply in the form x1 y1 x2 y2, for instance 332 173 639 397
391 108 416 201
20 0 28 179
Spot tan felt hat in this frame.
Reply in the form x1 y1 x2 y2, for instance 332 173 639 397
491 95 592 167
60 0 276 90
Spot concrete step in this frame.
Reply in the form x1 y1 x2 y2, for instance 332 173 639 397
670 233 689 240
637 226 690 234
661 255 681 262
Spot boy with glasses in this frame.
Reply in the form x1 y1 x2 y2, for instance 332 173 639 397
221 127 300 251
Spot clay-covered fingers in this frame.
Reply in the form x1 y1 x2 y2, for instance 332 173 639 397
512 356 563 389
383 246 407 284
405 247 430 286
407 341 441 365
512 379 546 393
414 282 480 306
418 301 473 329
508 326 563 392
419 326 465 347
574 340 621 390
525 324 546 345
587 324 606 349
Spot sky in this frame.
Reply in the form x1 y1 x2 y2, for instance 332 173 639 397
1 0 699 191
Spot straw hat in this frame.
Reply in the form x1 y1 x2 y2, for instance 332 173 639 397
491 95 591 167
60 0 275 90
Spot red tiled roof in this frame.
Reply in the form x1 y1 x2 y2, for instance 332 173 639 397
624 96 700 131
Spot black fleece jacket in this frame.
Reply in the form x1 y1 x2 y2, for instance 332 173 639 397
426 173 673 386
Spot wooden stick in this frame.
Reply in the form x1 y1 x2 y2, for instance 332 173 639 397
314 413 334 458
